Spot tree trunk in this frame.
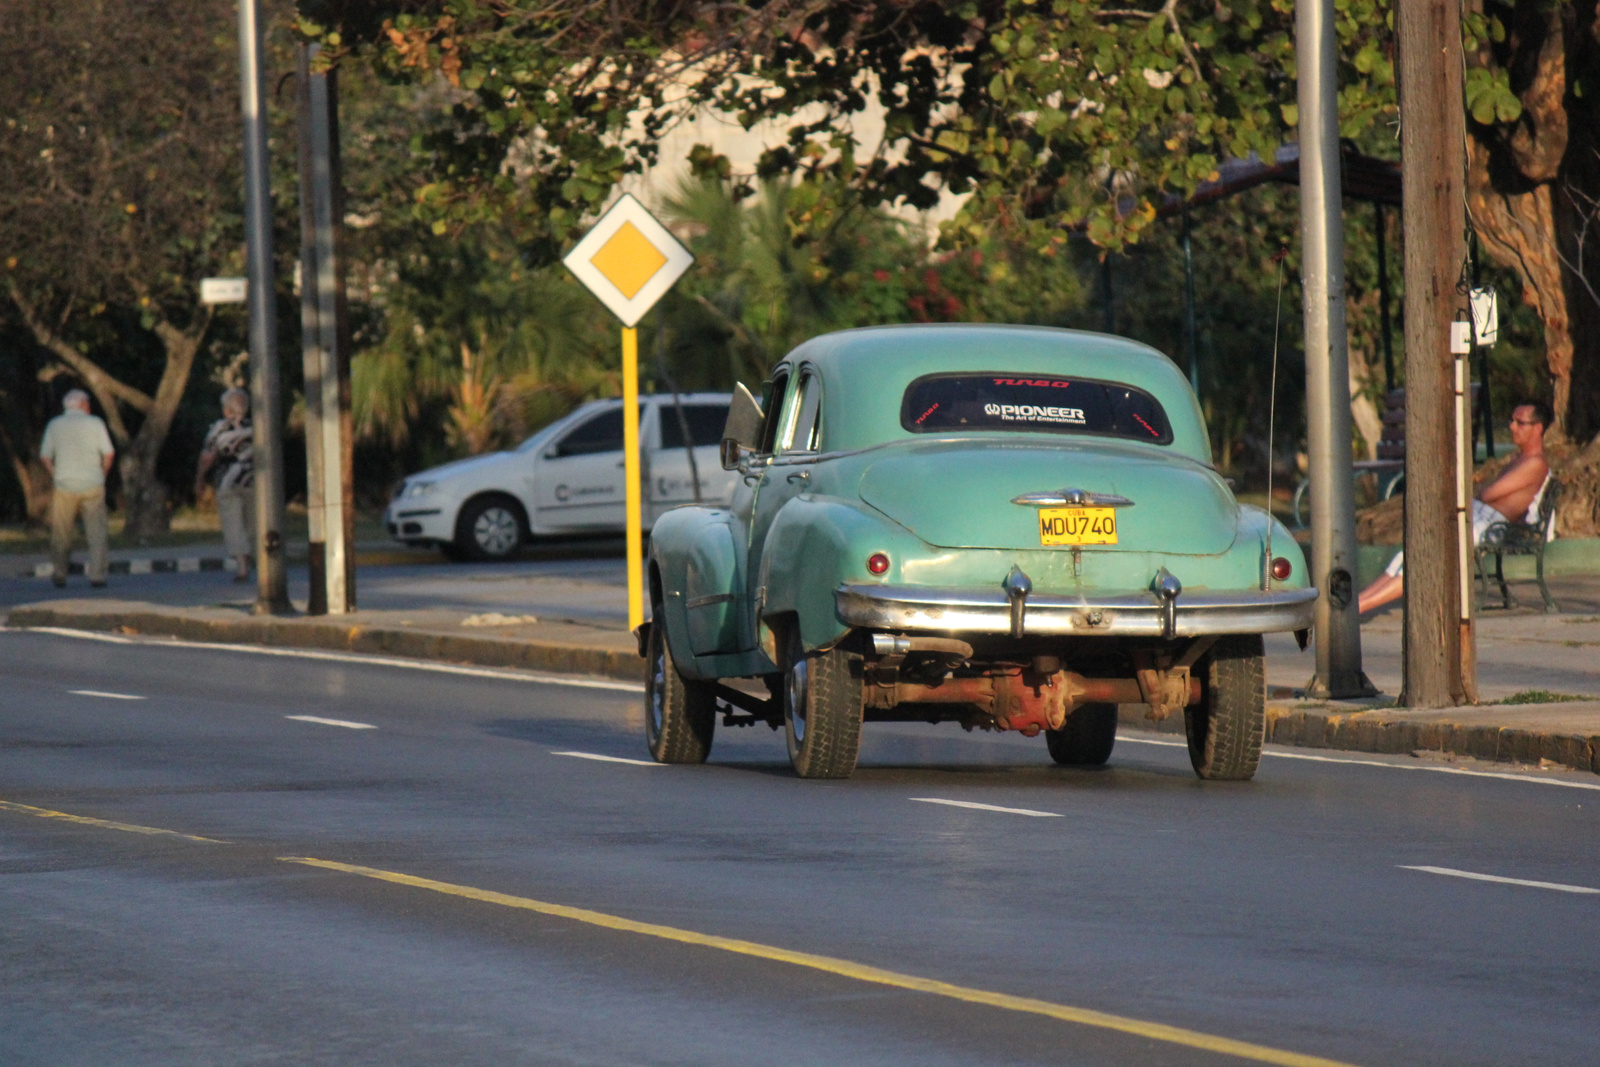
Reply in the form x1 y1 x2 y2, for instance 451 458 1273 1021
1463 0 1600 441
119 316 210 538
0 419 52 524
1466 137 1575 433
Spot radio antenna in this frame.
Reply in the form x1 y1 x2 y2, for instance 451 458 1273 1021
1264 248 1288 590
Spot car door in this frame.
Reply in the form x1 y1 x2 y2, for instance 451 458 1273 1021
744 365 823 642
648 397 734 522
532 404 629 532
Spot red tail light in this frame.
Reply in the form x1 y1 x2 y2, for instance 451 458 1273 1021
867 552 890 575
1270 557 1292 581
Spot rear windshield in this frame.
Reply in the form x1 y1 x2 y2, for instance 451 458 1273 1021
901 373 1172 445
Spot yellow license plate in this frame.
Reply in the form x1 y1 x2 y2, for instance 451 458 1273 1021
1038 507 1118 546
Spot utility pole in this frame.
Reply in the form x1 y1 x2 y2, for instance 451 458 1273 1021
296 43 355 614
1397 0 1472 706
1297 0 1372 697
1181 208 1200 393
237 0 289 615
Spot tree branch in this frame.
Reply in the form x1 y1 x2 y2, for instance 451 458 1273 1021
6 281 151 444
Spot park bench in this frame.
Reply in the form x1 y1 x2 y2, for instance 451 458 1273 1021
1475 476 1560 613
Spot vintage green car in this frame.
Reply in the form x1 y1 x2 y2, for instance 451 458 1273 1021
641 325 1315 781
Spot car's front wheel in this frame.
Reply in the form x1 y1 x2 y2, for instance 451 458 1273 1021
644 610 716 764
1184 634 1266 780
782 628 863 779
1045 702 1118 766
453 495 526 561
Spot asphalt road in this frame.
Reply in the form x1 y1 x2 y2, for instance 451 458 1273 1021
2 628 1597 1066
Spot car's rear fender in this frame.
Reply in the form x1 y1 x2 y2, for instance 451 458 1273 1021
648 505 747 673
759 496 930 654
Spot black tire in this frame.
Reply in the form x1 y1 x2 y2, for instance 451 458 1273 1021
782 628 863 779
1045 703 1118 766
1184 634 1266 781
453 495 526 561
644 610 716 764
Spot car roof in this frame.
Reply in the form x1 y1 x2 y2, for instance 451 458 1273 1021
777 324 1212 463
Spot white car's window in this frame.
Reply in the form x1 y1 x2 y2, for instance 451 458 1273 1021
548 404 647 457
658 403 730 450
553 409 623 457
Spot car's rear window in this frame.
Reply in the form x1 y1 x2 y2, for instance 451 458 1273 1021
901 373 1173 444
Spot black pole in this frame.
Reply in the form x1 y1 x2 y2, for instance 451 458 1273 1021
237 0 289 615
1375 201 1396 395
1101 253 1114 334
1471 233 1494 459
1182 208 1200 393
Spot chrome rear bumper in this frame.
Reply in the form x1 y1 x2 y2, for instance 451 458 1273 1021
835 583 1317 637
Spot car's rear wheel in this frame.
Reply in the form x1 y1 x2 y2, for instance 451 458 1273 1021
644 610 715 764
782 628 863 779
453 495 526 561
1184 634 1266 781
1045 703 1118 766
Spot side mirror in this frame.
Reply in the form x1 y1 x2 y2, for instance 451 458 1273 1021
720 382 764 471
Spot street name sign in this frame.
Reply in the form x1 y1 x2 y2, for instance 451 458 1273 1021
200 277 248 304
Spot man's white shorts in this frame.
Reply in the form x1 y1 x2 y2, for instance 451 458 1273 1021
1383 499 1504 578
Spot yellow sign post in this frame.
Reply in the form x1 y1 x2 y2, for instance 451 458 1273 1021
562 194 694 632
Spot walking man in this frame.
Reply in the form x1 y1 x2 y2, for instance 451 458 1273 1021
195 388 255 581
39 389 116 588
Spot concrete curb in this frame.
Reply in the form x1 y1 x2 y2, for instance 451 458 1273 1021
1119 704 1600 775
11 558 233 579
5 603 646 683
8 549 442 579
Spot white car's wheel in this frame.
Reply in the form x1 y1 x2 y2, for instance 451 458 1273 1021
453 496 526 561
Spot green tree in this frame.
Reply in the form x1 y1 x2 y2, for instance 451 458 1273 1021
1464 0 1600 439
0 0 244 534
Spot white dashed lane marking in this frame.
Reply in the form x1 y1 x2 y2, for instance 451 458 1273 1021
1399 865 1600 895
551 751 661 767
285 715 377 730
911 797 1062 818
69 690 146 701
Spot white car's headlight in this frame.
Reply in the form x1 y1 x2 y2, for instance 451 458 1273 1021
404 480 437 498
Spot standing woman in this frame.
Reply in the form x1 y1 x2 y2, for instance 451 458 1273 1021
196 388 255 582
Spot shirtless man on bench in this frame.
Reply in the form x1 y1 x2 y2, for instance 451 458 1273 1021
1357 399 1551 616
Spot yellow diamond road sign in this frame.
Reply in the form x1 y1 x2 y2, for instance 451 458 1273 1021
563 193 693 326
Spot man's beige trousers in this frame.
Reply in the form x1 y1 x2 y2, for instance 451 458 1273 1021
50 486 108 583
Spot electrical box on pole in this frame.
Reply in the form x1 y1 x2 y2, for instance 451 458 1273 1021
296 43 355 615
1296 0 1374 697
1397 0 1473 707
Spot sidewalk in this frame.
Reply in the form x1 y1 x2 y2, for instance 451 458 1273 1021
6 577 1599 777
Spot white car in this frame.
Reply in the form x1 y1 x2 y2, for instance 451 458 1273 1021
385 393 736 560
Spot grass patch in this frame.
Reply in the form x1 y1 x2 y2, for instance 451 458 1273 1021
1494 690 1592 705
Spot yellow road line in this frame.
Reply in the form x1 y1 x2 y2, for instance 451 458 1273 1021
0 799 228 843
281 856 1358 1067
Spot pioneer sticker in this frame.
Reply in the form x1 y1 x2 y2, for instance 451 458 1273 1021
983 403 1087 424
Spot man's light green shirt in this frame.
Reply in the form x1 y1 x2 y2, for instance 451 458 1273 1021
41 410 115 493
